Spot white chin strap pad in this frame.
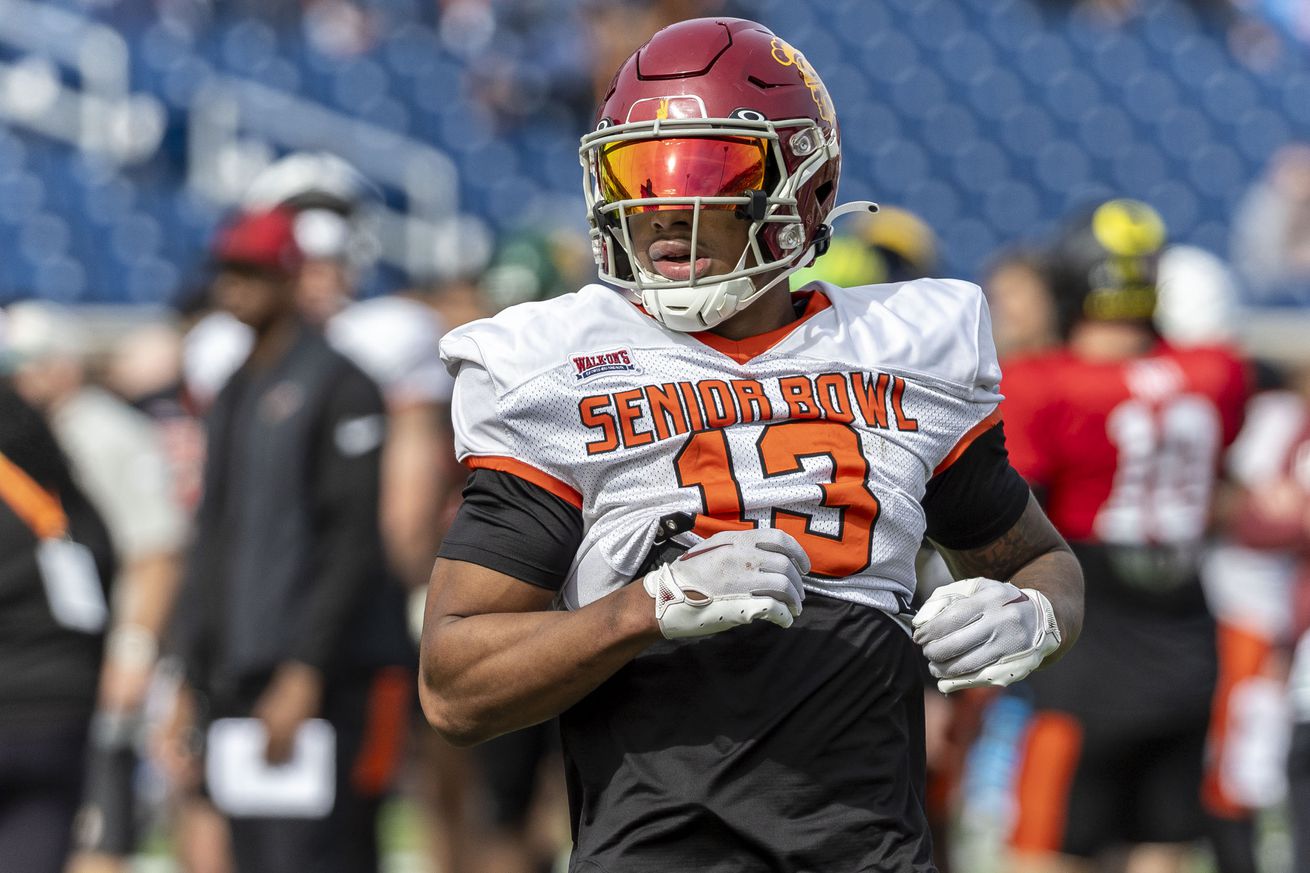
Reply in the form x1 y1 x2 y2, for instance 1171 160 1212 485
641 275 760 333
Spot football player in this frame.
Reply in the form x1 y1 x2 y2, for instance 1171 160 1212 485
420 17 1084 871
239 152 458 594
244 153 484 873
1000 200 1249 873
169 207 413 873
1192 355 1310 873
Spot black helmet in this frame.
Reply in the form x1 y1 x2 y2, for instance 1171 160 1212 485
1047 198 1166 338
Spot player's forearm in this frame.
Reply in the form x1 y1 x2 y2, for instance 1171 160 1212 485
419 578 661 746
1007 546 1083 660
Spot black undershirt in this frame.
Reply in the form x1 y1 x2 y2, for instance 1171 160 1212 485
438 469 585 590
922 420 1031 550
438 421 1030 589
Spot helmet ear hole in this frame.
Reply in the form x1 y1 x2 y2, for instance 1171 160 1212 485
814 181 834 210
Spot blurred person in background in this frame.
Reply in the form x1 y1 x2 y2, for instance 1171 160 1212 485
1187 353 1310 872
1232 362 1310 872
245 153 481 873
168 208 412 873
240 150 456 599
1197 361 1301 873
984 249 1061 361
105 320 208 515
1001 199 1249 873
0 380 116 873
3 300 188 873
1156 242 1286 873
187 152 479 873
1232 143 1310 304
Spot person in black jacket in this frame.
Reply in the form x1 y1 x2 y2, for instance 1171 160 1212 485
168 208 412 873
0 382 116 873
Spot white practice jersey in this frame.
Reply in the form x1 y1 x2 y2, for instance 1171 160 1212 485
184 296 451 409
441 280 1003 615
327 296 452 407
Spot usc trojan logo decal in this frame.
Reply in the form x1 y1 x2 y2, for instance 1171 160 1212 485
769 37 835 124
626 95 709 123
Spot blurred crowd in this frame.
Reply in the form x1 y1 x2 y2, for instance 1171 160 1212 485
1 0 1310 872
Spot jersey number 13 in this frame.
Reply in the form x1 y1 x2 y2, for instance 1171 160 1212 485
673 421 881 578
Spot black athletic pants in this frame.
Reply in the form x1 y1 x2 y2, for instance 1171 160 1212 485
1290 722 1310 873
0 719 89 873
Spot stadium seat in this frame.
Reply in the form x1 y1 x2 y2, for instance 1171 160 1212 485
0 0 1306 301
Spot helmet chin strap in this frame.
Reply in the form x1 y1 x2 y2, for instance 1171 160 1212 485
640 274 758 333
637 200 882 334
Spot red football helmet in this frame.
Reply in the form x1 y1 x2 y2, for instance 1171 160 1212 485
580 18 870 331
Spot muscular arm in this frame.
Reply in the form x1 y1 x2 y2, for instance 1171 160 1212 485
418 560 661 746
932 493 1083 662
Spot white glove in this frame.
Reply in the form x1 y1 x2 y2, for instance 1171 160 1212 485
911 577 1061 694
642 528 809 639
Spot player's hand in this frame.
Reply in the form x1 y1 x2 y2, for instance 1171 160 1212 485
642 528 809 639
911 577 1061 694
253 662 324 764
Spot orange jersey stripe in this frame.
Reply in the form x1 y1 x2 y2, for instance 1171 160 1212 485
933 409 1003 476
466 456 583 509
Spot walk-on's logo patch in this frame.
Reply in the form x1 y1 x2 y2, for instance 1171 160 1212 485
572 347 639 382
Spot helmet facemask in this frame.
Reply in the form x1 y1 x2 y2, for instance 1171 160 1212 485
580 115 839 332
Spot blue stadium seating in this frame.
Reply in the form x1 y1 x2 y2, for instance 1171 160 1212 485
1 0 1308 304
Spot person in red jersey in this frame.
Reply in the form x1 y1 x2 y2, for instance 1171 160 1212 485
1001 199 1249 873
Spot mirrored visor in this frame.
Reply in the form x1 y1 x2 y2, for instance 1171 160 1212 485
598 136 767 212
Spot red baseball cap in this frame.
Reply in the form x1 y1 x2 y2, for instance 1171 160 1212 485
211 207 304 274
